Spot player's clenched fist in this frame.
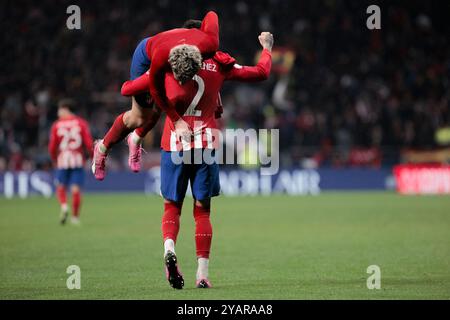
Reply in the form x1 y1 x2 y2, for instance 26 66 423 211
258 32 274 52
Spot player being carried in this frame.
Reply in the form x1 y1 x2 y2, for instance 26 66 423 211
92 11 220 180
121 29 274 289
48 99 93 225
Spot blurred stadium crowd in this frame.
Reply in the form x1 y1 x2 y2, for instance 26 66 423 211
1 0 448 172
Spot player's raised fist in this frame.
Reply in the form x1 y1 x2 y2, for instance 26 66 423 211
258 32 274 51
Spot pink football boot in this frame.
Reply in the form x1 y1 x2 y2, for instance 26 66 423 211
92 140 107 181
127 134 143 173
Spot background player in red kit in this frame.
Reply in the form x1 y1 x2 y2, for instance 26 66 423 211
92 11 220 180
122 31 274 289
48 99 93 225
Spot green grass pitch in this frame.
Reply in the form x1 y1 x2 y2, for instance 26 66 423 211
0 192 449 299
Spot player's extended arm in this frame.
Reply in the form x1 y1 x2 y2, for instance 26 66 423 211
81 120 94 158
199 11 219 55
48 124 58 162
121 71 150 96
224 31 273 82
225 49 272 82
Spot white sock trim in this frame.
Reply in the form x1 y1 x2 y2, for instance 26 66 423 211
164 239 175 256
131 131 142 145
196 257 209 280
98 140 108 154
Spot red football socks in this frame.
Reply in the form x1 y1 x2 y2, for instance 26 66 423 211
103 113 133 149
72 190 81 218
193 204 213 259
56 185 67 206
162 201 182 242
162 201 213 258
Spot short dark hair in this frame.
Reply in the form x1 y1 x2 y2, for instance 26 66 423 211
58 98 76 111
182 19 202 29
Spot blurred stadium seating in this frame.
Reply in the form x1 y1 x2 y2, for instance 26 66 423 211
0 0 448 188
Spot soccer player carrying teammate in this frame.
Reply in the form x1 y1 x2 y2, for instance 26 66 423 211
48 99 93 225
92 11 219 180
122 31 274 289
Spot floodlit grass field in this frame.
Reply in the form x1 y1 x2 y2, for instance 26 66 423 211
0 192 449 299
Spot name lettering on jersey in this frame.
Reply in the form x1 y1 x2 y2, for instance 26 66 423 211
201 62 217 72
